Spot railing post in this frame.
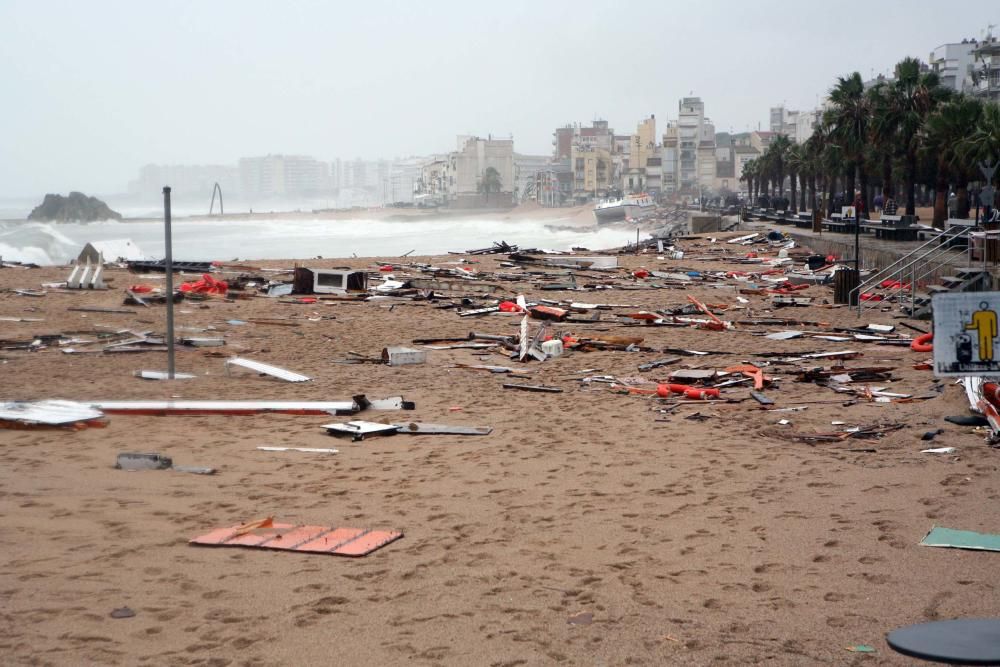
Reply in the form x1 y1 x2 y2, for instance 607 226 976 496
163 186 175 380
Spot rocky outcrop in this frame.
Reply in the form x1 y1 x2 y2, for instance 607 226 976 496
27 192 122 222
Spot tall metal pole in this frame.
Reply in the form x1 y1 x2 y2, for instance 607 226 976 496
163 186 175 379
854 205 860 271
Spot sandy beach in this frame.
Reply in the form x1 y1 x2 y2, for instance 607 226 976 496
1 232 998 666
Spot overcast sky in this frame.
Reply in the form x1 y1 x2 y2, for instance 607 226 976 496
0 0 995 198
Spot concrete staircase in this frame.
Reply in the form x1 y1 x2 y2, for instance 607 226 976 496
906 268 994 319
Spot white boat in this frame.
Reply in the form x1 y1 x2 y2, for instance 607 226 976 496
593 193 656 224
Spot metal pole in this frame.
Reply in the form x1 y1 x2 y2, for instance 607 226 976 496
163 186 175 379
854 206 860 271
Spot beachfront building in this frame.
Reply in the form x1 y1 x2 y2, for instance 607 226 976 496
930 40 978 94
571 145 614 202
734 144 761 198
550 120 622 202
697 119 717 192
445 135 516 207
769 106 800 137
534 160 573 207
673 97 721 198
661 123 678 198
382 157 425 205
623 115 657 194
767 104 820 144
128 163 239 199
413 156 449 207
713 133 735 194
552 126 575 161
655 98 720 201
239 155 331 198
972 32 1000 102
513 153 554 202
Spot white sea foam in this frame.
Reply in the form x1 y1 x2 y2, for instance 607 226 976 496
0 216 639 265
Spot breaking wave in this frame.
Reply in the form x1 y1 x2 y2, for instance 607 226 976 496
0 216 639 265
0 221 84 265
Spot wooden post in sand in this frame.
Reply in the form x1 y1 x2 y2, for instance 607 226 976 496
163 186 175 379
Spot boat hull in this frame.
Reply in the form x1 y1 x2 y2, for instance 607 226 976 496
594 203 655 224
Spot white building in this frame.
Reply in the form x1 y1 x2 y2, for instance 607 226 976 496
930 40 977 94
239 155 330 198
128 164 239 199
677 97 704 194
972 32 1000 102
446 136 516 204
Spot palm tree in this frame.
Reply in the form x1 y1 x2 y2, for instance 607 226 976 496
479 167 503 203
867 82 897 202
815 122 844 216
740 159 755 204
757 151 773 204
961 101 1000 189
768 135 792 202
786 143 806 214
888 57 950 215
923 96 984 226
826 72 871 214
804 132 825 213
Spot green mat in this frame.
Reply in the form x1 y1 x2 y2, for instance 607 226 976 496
920 527 1000 552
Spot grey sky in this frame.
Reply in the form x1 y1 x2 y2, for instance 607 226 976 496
0 0 995 198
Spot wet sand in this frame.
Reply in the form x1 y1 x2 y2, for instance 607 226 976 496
1 235 998 666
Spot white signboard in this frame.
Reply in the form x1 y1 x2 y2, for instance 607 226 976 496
933 292 1000 377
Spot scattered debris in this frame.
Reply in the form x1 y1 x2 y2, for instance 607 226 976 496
88 397 413 416
920 527 1000 552
324 420 402 441
115 452 172 470
382 346 427 366
502 383 563 393
0 400 106 429
135 370 195 380
225 357 311 382
845 645 876 653
257 446 339 454
189 517 403 557
393 422 492 436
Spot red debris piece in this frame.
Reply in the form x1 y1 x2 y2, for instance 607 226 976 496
179 274 228 295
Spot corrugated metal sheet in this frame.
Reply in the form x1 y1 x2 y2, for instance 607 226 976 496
0 400 105 425
225 357 311 382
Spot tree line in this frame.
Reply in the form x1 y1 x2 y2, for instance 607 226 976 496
740 57 1000 227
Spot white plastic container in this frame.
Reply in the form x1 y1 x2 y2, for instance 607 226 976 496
540 339 563 359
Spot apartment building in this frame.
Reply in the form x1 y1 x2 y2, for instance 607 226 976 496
930 40 977 93
972 33 1000 102
238 155 330 198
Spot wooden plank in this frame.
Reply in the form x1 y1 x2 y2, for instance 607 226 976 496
394 422 492 435
502 383 563 393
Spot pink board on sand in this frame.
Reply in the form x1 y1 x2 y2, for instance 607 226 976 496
190 518 403 557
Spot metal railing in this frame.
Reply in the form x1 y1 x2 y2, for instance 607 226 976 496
852 224 976 315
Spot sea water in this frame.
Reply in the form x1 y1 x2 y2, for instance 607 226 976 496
0 216 640 266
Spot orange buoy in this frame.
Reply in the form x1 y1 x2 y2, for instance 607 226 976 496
911 332 933 353
684 388 720 400
983 383 1000 411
